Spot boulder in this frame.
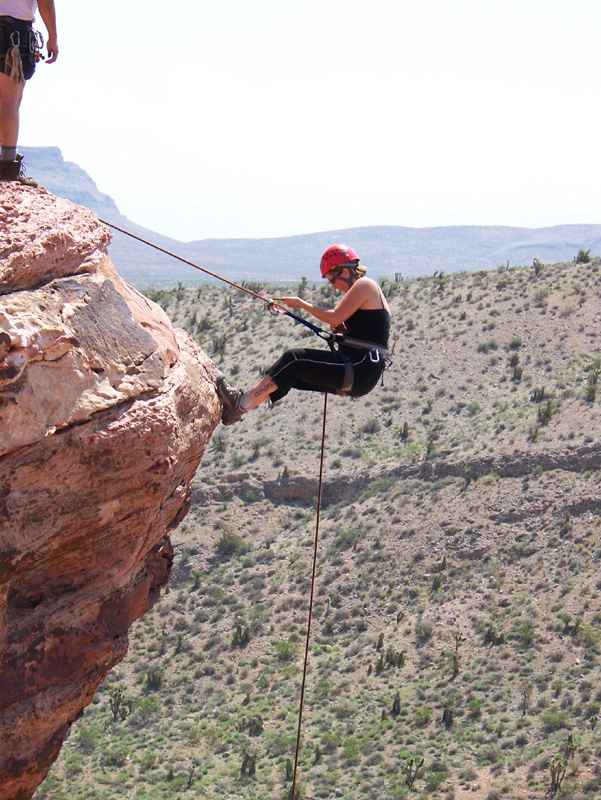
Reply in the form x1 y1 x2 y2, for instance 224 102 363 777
0 185 221 800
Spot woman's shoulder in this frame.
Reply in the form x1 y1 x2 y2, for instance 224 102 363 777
355 276 390 312
353 275 380 293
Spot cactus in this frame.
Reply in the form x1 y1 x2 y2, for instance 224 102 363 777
548 755 566 791
391 692 401 717
484 624 504 646
442 698 455 727
404 756 424 788
232 623 252 648
537 399 553 426
109 687 132 722
241 751 257 776
451 652 460 679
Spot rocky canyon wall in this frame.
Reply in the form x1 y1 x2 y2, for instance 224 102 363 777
0 186 221 800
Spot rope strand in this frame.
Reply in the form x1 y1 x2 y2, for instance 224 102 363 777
99 218 284 308
290 392 328 800
99 219 334 339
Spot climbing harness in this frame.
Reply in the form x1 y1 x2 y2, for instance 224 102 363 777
1 20 43 84
266 303 390 395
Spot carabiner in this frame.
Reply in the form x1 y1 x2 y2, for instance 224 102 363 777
267 299 287 316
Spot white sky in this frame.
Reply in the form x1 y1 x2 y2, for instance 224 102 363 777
20 0 601 241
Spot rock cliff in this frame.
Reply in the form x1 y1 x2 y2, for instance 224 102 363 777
0 185 221 800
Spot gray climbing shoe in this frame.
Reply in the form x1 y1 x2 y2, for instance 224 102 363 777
216 375 244 425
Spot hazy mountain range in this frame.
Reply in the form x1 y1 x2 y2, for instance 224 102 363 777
21 146 601 289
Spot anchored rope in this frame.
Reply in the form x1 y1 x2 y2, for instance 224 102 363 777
290 392 328 800
100 218 279 304
100 219 336 345
101 216 328 797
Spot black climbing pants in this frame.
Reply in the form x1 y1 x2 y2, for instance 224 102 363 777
266 346 385 403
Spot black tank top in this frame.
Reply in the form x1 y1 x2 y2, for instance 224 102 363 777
344 307 390 348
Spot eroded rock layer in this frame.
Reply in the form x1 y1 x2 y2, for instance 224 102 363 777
0 185 220 800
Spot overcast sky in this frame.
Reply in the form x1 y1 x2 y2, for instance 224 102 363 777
20 0 601 242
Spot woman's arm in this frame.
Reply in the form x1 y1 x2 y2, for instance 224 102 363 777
277 279 376 327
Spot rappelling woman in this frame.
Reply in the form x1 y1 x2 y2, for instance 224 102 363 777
217 244 391 425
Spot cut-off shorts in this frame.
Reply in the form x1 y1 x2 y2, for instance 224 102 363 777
0 17 37 81
266 345 385 403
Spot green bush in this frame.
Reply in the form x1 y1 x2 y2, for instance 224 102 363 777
413 706 433 727
332 527 361 551
273 638 298 662
415 619 434 642
362 418 381 434
541 708 572 732
216 528 251 557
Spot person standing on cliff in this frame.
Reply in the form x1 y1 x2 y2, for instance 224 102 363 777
0 0 58 186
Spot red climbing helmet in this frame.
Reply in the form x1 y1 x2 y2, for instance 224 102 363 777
320 244 360 278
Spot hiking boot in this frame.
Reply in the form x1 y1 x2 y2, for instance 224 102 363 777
216 375 245 425
0 154 38 187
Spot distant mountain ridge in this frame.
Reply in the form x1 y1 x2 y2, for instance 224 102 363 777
21 146 601 288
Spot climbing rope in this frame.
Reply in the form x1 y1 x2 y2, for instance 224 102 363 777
100 217 330 798
290 392 328 800
100 218 334 345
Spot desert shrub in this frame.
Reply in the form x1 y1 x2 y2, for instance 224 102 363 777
575 249 591 264
76 727 98 754
362 418 381 434
273 638 298 662
332 527 361 551
477 339 499 353
514 623 536 647
541 708 571 732
414 706 433 727
415 619 435 642
102 747 128 767
478 743 502 764
467 698 484 719
216 528 251 557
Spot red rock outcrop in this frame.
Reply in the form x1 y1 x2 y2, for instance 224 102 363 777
0 185 221 800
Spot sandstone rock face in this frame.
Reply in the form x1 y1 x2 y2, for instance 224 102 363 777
0 185 221 800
